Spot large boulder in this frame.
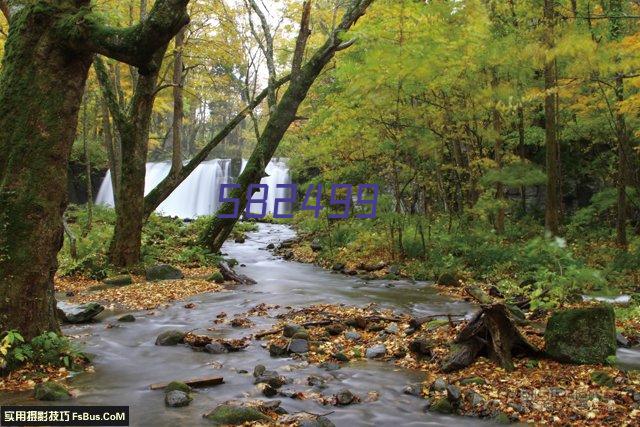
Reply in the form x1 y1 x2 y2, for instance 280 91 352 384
34 382 71 401
544 306 616 364
146 264 184 281
204 404 270 424
65 302 104 324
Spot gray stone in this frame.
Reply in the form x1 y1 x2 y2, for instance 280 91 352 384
335 388 355 405
466 391 486 407
332 263 345 271
65 302 104 324
319 362 341 371
430 378 448 392
254 372 286 389
155 330 185 346
403 384 422 397
165 390 192 407
446 384 461 403
344 331 362 341
289 339 309 354
388 265 401 275
365 344 386 359
145 264 184 281
117 314 135 322
299 416 336 427
253 365 266 377
269 343 287 357
205 342 229 354
384 323 399 334
266 243 275 249
333 352 349 362
616 332 630 348
283 324 306 338
307 375 326 387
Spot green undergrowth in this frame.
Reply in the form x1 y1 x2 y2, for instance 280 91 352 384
58 204 257 279
291 209 640 310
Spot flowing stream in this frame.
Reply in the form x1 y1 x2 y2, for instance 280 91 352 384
2 224 639 426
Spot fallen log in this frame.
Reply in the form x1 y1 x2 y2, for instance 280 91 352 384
150 376 224 390
218 261 257 285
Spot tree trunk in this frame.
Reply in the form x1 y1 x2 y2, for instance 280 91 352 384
170 26 185 175
0 0 190 337
0 5 92 338
82 93 93 236
543 0 561 235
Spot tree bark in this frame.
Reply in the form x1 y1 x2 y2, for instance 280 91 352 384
0 0 190 338
170 26 185 175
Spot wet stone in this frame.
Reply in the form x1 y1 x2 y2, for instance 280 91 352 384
335 388 355 405
344 331 361 341
403 384 422 397
253 365 266 377
289 339 309 354
165 390 192 407
365 344 386 359
205 342 229 354
430 378 448 392
155 330 185 346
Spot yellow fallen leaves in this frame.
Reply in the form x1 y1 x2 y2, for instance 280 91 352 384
69 279 224 310
0 364 70 392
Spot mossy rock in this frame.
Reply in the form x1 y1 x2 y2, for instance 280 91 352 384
145 264 184 281
437 272 459 287
590 371 615 387
155 330 186 346
204 404 270 424
429 397 454 414
34 382 71 401
164 381 191 393
494 412 512 424
544 306 616 364
207 272 225 283
459 376 485 386
225 258 239 268
103 274 132 286
118 314 135 322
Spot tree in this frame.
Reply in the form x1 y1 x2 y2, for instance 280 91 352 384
201 0 375 252
0 0 190 339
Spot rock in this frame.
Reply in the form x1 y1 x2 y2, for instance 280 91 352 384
460 376 485 386
493 412 512 424
117 314 135 322
429 397 453 414
269 343 287 357
283 250 294 260
359 261 386 272
325 323 346 336
283 323 306 338
335 388 355 405
207 272 225 283
65 302 104 324
466 390 486 407
403 384 422 397
430 378 448 392
446 384 461 403
388 265 401 275
318 362 341 371
345 316 367 329
310 240 323 252
365 344 386 359
590 371 615 387
344 269 357 276
254 372 286 389
366 323 384 332
299 416 335 427
344 331 362 341
165 381 191 393
291 331 310 340
308 375 326 387
409 338 432 357
384 323 399 334
506 304 526 323
205 342 229 354
508 403 526 414
253 365 266 377
289 339 309 354
260 383 278 397
204 404 270 424
155 330 185 346
616 332 630 348
146 264 184 281
165 390 192 407
333 352 349 362
544 306 617 364
437 272 459 287
34 382 71 401
234 236 246 243
332 263 345 271
266 243 275 249
103 274 132 286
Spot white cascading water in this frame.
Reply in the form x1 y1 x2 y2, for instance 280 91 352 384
95 159 291 219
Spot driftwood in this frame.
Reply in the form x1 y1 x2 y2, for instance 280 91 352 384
409 313 468 329
218 261 257 285
149 376 224 390
441 286 539 373
254 314 404 339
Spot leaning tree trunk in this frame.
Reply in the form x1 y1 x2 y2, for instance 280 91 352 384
0 7 92 338
0 0 189 338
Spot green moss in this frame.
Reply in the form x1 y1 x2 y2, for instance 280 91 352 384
429 397 453 414
204 405 270 424
34 382 71 401
544 305 617 364
164 381 191 393
590 371 615 387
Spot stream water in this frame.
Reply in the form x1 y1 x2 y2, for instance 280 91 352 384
2 224 639 426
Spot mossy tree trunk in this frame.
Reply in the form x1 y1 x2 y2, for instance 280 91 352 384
200 0 374 253
0 0 190 339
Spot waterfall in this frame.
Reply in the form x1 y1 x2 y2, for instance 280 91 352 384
95 159 291 219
